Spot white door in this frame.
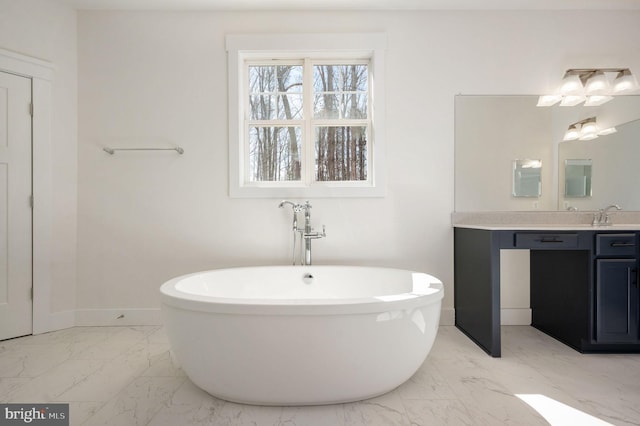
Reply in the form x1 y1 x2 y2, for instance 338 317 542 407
0 71 32 340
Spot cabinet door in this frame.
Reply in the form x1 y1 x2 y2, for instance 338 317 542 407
596 259 639 343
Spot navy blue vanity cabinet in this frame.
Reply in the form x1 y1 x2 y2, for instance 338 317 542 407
454 226 640 356
595 234 640 343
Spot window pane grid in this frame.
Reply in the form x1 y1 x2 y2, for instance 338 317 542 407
248 64 304 121
311 119 369 126
314 125 368 182
245 59 371 185
313 64 368 120
247 126 302 182
249 95 303 120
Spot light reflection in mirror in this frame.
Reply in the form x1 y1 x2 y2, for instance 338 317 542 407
455 95 640 211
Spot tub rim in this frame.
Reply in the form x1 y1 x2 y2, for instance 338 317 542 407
160 265 443 316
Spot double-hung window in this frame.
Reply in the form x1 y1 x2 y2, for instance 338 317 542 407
227 34 386 198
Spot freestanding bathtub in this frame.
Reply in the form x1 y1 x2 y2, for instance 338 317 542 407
160 265 443 406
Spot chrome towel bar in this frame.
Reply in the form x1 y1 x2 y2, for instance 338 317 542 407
103 147 184 155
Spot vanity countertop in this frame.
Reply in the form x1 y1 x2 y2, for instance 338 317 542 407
453 224 640 231
452 211 640 232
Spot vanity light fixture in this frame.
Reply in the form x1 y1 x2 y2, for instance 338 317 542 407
598 127 617 136
559 73 585 95
613 69 639 93
584 95 613 106
583 70 610 95
563 124 580 141
539 68 639 107
562 116 617 141
560 95 586 107
579 118 598 140
536 95 562 107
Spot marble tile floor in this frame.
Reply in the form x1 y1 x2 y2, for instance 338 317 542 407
1 325 639 426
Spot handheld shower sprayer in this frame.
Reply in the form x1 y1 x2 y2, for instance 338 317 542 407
278 200 295 209
279 200 300 230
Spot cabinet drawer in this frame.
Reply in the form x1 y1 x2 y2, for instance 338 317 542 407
514 233 579 249
596 234 637 257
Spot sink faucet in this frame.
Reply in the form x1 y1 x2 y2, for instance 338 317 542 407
279 200 326 265
593 204 622 226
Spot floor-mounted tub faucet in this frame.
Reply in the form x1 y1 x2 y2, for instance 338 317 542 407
279 200 326 265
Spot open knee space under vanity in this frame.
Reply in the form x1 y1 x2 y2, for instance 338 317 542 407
454 225 640 357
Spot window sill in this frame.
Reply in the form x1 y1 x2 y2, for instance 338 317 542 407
229 183 386 198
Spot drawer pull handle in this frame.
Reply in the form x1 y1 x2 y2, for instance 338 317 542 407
540 238 564 243
610 242 635 247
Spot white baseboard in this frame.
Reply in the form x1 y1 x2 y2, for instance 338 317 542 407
75 308 162 326
447 308 531 327
500 308 531 325
33 309 76 334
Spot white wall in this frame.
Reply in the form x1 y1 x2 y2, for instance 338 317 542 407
76 9 640 324
0 0 78 318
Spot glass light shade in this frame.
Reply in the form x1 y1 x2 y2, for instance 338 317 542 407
563 125 580 141
560 95 586 106
613 69 639 93
584 95 613 106
579 120 598 140
537 95 562 107
579 133 598 141
560 73 583 95
584 71 610 95
598 127 617 136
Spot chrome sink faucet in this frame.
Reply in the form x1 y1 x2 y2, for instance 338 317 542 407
279 200 326 265
593 204 622 226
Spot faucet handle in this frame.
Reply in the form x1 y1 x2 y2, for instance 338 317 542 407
592 209 603 226
305 225 326 239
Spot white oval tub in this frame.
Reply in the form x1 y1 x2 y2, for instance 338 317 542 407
160 265 444 406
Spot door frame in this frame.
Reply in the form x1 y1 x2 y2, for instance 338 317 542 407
0 48 59 334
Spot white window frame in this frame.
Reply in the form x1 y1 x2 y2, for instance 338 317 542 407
226 33 386 198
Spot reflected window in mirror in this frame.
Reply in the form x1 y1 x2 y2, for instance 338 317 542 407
564 159 592 198
513 159 542 197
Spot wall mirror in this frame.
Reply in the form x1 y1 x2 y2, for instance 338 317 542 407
564 159 592 198
513 159 542 197
455 95 640 211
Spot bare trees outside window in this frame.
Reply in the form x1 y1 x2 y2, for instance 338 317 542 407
248 64 303 182
247 60 370 183
314 64 368 181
